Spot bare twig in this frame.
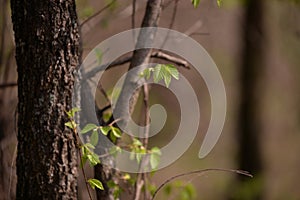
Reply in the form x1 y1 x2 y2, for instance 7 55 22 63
132 0 136 29
80 0 117 28
0 0 8 67
151 168 253 200
160 0 179 49
82 55 131 80
151 51 190 69
83 50 189 80
0 82 17 89
72 125 94 200
133 84 150 200
162 0 181 10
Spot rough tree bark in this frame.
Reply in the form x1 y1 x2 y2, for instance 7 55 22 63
11 0 81 198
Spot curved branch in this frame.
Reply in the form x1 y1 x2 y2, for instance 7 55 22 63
151 168 253 200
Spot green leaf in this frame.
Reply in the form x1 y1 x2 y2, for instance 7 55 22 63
88 179 104 190
150 147 161 169
132 138 142 147
191 0 200 8
153 64 164 83
151 147 162 155
147 183 157 196
94 48 103 64
163 74 171 88
107 180 117 188
80 123 98 134
153 64 179 87
150 153 160 169
66 107 80 118
111 127 121 138
140 68 153 79
84 143 95 150
65 121 76 129
90 130 99 146
165 64 179 80
113 186 122 199
103 112 112 123
87 153 100 166
122 173 131 180
217 0 222 7
110 134 117 143
100 126 111 136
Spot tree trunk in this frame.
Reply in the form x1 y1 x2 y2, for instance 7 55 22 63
233 0 265 199
11 0 81 198
95 1 162 199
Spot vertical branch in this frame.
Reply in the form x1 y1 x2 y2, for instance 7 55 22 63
94 1 162 199
132 0 137 30
113 0 162 128
133 84 150 200
0 0 8 68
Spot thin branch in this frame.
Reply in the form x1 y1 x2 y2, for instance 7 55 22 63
72 125 94 200
80 0 117 28
0 82 17 89
151 51 190 69
83 50 189 80
160 0 179 49
162 0 181 10
151 168 253 200
82 55 131 80
108 118 123 126
78 147 94 200
142 84 150 150
133 84 150 200
132 0 136 29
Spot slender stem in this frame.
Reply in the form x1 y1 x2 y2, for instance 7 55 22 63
80 0 117 28
132 0 136 29
151 168 253 200
72 123 94 200
78 146 94 200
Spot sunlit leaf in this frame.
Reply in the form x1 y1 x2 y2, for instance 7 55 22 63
111 127 121 138
150 153 160 169
84 143 95 150
100 126 111 136
87 152 100 166
65 121 76 129
88 178 104 190
191 0 200 8
153 64 164 83
150 147 161 169
165 64 179 80
66 107 80 118
133 138 142 147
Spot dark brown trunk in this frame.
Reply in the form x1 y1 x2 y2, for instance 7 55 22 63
233 0 265 199
11 0 81 198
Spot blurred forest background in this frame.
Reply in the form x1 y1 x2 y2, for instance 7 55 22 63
1 0 300 199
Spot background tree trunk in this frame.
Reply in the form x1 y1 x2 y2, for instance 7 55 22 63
11 0 81 198
230 0 265 199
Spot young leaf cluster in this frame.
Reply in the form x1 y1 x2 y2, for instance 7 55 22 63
140 64 179 88
64 108 104 191
129 138 162 170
